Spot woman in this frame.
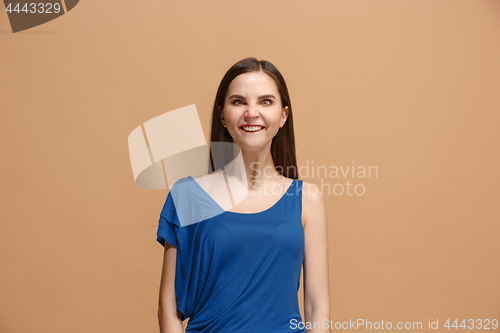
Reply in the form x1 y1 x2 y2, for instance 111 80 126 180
157 58 330 332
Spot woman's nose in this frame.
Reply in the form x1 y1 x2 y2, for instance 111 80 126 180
244 104 260 118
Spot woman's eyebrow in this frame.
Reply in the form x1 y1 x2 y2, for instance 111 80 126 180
229 94 276 99
259 94 276 99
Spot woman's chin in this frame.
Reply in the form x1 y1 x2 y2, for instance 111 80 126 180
235 141 272 153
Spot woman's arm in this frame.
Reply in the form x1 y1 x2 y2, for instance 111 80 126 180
302 181 331 332
158 243 184 333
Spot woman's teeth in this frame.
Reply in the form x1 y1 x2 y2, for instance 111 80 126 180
241 126 264 132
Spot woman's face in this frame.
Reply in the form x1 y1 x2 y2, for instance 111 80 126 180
220 71 288 153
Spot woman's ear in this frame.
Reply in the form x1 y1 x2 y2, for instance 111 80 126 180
219 105 226 127
280 106 289 128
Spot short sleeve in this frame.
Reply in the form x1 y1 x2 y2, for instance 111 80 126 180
157 216 177 248
156 191 180 248
155 185 190 320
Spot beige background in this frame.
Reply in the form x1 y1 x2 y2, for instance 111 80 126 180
1 0 499 332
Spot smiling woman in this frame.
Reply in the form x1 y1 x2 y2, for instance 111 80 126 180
219 71 288 154
157 57 331 333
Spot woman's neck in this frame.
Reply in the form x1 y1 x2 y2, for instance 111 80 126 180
224 146 283 191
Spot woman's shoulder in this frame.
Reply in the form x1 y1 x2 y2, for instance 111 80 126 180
300 180 326 228
300 180 322 201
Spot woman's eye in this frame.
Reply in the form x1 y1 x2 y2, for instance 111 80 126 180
232 100 243 105
262 99 272 105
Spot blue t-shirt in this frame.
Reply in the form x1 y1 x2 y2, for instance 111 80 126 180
157 175 306 333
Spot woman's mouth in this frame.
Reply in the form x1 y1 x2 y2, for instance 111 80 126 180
240 125 265 133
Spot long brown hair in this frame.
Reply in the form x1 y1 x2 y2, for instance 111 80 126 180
208 57 298 179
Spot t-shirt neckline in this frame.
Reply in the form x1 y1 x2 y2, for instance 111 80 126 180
188 175 296 216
